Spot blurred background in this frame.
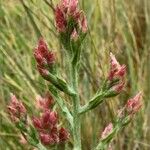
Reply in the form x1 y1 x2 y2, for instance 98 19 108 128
0 0 150 149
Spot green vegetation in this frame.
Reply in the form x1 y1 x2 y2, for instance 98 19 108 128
0 0 150 149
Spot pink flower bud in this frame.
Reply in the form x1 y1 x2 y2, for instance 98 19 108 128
107 53 126 95
34 38 55 76
55 6 67 32
34 51 47 66
101 123 113 139
110 53 120 68
7 94 26 122
80 14 88 33
49 111 58 125
32 117 42 129
41 110 51 129
68 0 78 15
73 10 81 21
36 38 48 56
60 0 69 11
59 127 69 142
41 110 58 129
109 53 126 80
126 92 142 114
62 0 69 5
39 133 54 145
71 29 78 41
116 65 126 77
46 51 55 65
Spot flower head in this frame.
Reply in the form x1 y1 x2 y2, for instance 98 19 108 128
109 53 126 81
55 0 87 34
101 123 113 139
7 94 26 122
34 38 55 76
32 109 69 145
106 53 126 94
126 92 142 114
34 38 55 65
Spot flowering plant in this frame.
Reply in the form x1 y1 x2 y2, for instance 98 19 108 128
7 0 142 150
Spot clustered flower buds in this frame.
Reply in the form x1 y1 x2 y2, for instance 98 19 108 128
97 92 142 149
109 53 126 80
32 109 69 145
33 94 69 146
106 53 126 94
34 38 55 76
116 92 142 120
126 92 142 115
101 123 113 140
7 94 26 123
55 0 87 36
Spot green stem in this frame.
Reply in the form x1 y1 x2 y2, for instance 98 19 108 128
36 143 47 150
70 64 81 150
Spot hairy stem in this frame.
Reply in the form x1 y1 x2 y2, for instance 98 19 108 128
70 64 81 150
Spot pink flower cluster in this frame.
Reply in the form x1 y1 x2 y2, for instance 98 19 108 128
116 92 142 121
32 109 69 145
117 92 142 118
108 53 126 93
99 92 142 149
34 38 55 76
7 94 26 123
126 92 142 114
55 0 87 35
101 123 113 139
100 92 142 137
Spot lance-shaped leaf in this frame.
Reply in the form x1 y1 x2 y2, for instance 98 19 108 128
41 71 75 96
79 91 105 114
